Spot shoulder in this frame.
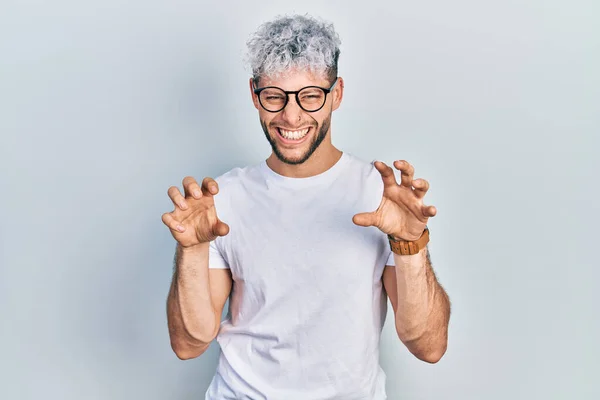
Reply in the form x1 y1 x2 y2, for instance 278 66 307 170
213 162 262 190
211 162 262 217
342 152 385 210
343 152 384 189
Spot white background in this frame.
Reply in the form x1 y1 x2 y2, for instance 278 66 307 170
1 0 598 399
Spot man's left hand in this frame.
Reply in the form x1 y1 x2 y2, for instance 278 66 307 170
353 160 437 241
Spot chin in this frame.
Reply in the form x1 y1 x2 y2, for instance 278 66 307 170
274 147 313 165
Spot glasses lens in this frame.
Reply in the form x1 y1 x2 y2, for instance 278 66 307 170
298 87 326 111
259 88 286 111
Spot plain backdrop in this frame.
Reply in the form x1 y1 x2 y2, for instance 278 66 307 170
1 0 598 399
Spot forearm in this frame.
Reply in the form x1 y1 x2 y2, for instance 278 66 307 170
167 243 218 356
393 246 450 362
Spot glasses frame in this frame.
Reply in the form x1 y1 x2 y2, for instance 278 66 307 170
253 78 338 113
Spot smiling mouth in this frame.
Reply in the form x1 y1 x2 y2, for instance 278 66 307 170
276 127 311 141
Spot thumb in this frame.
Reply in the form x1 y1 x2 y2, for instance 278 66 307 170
352 212 377 227
213 218 230 237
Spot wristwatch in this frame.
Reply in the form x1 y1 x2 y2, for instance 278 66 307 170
388 227 430 255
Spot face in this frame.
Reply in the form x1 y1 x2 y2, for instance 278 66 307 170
250 70 343 165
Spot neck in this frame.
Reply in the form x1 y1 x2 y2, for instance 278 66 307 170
266 143 343 178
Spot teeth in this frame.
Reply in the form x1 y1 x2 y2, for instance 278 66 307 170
280 128 309 140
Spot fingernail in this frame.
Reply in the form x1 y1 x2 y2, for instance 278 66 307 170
177 225 185 232
210 185 217 193
180 201 187 209
193 190 201 197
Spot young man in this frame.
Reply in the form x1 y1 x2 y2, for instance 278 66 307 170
162 14 451 400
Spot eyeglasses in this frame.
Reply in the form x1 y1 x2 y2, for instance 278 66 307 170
253 78 338 113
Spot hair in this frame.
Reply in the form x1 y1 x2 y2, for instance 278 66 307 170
245 14 341 86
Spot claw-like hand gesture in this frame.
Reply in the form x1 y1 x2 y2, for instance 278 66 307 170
353 160 437 241
161 176 230 248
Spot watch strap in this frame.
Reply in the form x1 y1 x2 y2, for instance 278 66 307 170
388 227 430 255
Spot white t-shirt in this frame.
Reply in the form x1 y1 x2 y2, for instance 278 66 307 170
204 152 395 400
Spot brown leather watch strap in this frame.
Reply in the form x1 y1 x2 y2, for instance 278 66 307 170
388 227 430 255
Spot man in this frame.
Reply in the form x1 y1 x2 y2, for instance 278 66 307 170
162 14 450 400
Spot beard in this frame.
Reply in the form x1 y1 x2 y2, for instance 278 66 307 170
260 115 331 165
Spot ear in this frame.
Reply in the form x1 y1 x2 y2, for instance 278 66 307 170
249 77 260 110
331 77 344 111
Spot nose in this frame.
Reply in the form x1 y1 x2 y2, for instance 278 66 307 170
280 94 303 125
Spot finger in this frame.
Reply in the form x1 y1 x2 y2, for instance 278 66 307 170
352 212 377 227
167 186 188 210
213 218 230 237
182 176 203 199
161 212 185 232
421 204 437 218
412 178 429 199
373 161 398 187
394 160 414 188
202 177 219 196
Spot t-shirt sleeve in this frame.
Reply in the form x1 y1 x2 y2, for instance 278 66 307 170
208 239 230 269
386 249 395 267
208 174 231 269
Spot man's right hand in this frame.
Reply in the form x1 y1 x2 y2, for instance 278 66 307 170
161 176 230 248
